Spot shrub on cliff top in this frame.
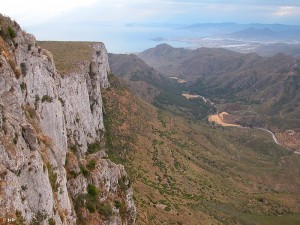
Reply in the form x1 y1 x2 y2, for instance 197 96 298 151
0 15 18 41
7 26 16 39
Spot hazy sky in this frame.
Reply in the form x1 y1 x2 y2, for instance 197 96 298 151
2 0 300 52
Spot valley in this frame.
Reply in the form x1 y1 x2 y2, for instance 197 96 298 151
106 44 300 224
102 75 300 225
110 47 300 153
138 43 300 138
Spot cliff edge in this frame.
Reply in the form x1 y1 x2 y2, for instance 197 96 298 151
0 14 135 225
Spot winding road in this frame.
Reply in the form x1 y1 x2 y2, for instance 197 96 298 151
208 112 300 153
257 128 282 146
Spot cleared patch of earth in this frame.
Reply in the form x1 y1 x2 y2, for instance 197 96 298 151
169 76 187 83
208 112 241 127
182 93 201 99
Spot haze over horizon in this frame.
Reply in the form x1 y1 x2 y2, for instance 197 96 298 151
2 0 300 52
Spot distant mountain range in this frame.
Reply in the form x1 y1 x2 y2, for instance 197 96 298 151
230 27 300 41
181 22 300 33
149 23 300 56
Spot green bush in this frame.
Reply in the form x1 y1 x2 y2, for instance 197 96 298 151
87 142 101 154
79 165 90 177
7 26 16 39
20 62 27 76
86 201 96 213
114 200 122 209
42 95 53 103
48 218 56 225
30 211 47 225
15 210 25 225
164 206 171 211
87 160 96 170
98 203 112 219
20 82 26 90
13 133 18 144
118 176 130 191
87 183 99 197
69 145 77 153
47 163 58 192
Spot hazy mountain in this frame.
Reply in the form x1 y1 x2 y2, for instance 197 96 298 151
181 22 300 34
167 23 300 55
230 27 300 41
139 44 259 80
230 28 279 40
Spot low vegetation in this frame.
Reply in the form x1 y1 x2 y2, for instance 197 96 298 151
87 142 101 154
46 163 58 192
0 15 19 41
74 183 113 222
102 75 300 225
38 41 94 75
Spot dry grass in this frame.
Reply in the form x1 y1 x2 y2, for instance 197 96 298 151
0 36 13 59
38 41 94 75
37 134 53 147
14 67 21 79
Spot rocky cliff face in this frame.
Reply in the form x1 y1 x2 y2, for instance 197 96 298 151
0 15 135 224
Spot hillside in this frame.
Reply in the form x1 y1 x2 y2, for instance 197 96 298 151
109 53 215 119
102 75 300 225
139 44 300 131
255 43 300 58
108 53 164 102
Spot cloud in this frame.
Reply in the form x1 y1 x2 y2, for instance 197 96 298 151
1 0 99 25
3 0 300 27
273 6 299 16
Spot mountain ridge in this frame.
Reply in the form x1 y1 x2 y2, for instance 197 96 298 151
138 44 300 130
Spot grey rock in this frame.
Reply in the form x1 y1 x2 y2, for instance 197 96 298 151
0 17 135 225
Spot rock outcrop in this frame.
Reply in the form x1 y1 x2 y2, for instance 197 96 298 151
0 14 135 224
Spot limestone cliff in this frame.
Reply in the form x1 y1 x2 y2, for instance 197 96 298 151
0 15 135 224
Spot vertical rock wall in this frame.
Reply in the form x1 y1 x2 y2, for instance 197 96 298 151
0 15 135 225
